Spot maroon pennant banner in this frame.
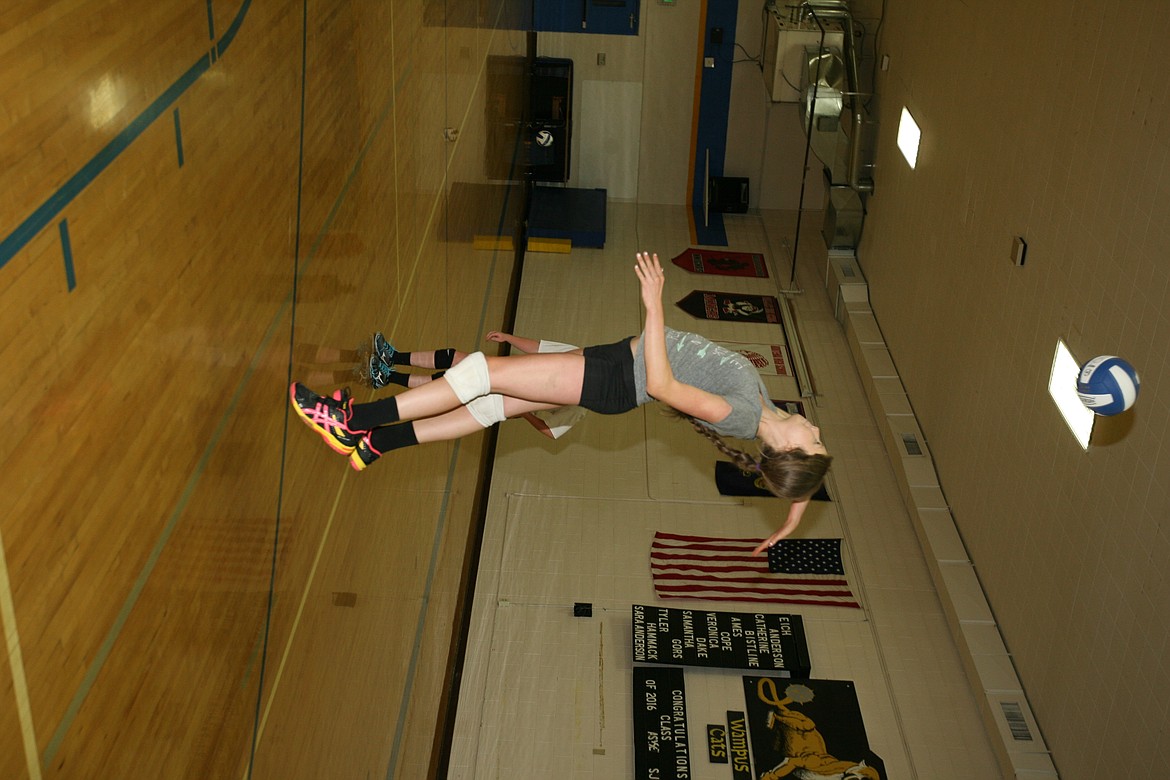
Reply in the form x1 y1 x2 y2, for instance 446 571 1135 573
676 290 781 323
671 248 769 278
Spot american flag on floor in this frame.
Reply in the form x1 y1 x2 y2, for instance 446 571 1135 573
650 532 860 609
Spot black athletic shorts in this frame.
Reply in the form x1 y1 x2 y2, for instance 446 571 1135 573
578 337 637 415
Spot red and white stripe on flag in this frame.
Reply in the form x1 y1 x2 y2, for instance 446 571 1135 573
650 532 860 609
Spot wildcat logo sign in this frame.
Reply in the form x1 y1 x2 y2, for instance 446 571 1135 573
742 677 885 779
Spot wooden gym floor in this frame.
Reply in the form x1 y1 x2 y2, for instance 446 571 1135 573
0 1 530 777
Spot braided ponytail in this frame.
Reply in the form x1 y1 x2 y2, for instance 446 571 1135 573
685 416 760 472
674 412 831 500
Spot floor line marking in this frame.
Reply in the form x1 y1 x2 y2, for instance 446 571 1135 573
173 108 185 167
0 525 42 779
35 4 256 765
245 9 425 771
383 13 518 777
249 13 519 776
59 219 76 291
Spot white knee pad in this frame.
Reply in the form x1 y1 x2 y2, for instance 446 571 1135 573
444 351 491 403
466 394 507 428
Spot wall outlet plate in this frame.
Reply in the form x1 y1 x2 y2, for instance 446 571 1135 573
1012 236 1027 266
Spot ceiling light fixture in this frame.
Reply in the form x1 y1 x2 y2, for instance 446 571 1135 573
897 107 920 168
1048 339 1095 450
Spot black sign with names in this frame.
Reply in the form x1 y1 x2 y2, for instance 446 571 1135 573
632 605 812 677
632 666 691 780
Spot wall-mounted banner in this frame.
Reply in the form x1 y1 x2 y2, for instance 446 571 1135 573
632 604 811 676
633 666 692 780
671 248 769 278
714 341 791 376
676 290 780 323
742 677 886 779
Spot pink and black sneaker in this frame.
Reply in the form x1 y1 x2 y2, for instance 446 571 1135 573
290 382 360 454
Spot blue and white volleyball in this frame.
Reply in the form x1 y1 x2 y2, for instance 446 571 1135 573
535 129 553 147
1077 355 1140 416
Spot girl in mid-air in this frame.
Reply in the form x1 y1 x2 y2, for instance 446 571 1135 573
291 252 831 547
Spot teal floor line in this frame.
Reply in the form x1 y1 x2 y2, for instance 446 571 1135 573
0 0 252 274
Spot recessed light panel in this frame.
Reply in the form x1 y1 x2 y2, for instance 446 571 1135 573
897 107 920 168
1049 340 1094 449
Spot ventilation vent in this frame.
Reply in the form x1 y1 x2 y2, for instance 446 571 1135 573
1000 701 1034 742
900 432 923 456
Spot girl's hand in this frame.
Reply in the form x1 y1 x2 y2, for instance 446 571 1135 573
634 251 665 311
751 498 810 556
485 331 508 343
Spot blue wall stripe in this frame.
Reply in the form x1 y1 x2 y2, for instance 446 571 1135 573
173 108 185 168
206 0 216 39
691 1 739 247
59 220 76 292
0 0 252 274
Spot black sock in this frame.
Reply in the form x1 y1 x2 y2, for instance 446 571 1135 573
396 349 455 369
434 349 456 369
369 422 419 453
387 370 443 388
391 349 454 370
348 397 399 430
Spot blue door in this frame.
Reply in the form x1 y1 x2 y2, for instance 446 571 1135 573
534 0 640 35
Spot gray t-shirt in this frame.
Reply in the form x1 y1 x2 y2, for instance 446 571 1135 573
632 327 777 439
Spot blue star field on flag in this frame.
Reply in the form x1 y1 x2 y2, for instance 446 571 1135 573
767 538 845 575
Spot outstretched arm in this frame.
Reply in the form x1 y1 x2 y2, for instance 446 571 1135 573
486 331 541 354
487 331 583 356
752 498 810 555
634 252 731 425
